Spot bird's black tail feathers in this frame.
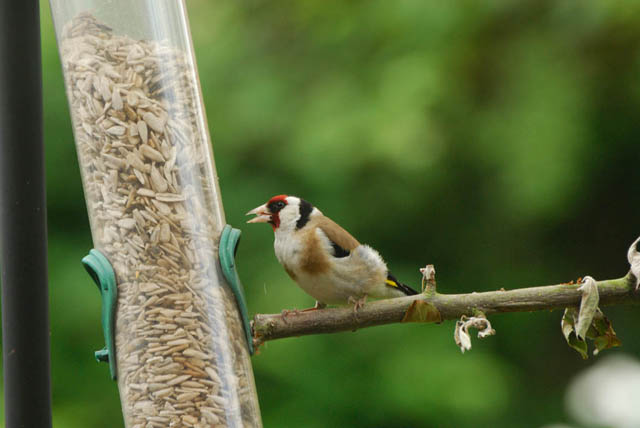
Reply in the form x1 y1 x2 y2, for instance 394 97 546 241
386 273 419 296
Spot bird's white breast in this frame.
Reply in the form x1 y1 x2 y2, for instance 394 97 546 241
274 227 392 304
273 228 303 269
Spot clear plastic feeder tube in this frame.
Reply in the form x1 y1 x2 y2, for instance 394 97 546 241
49 1 262 426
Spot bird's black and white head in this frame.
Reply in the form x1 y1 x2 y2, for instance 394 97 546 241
247 195 318 232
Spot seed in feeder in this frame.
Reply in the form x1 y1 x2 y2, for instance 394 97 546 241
137 119 148 143
177 392 200 402
205 367 221 384
140 144 165 162
150 165 168 192
106 125 126 136
201 409 220 424
166 374 192 386
118 218 137 230
99 76 112 101
137 188 156 199
159 222 171 243
183 349 209 360
181 415 198 425
112 87 123 110
133 169 146 186
126 153 148 172
150 199 172 216
139 282 160 293
126 90 139 107
143 111 165 133
153 388 172 399
147 383 166 392
155 193 185 202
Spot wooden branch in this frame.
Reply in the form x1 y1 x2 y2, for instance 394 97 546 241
251 273 639 347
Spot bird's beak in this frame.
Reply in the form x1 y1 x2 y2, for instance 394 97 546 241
246 203 271 224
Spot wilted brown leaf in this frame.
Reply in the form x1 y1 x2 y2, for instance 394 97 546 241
401 300 442 323
562 306 621 358
588 310 622 355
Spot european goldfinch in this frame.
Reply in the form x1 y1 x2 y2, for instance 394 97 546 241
247 195 418 309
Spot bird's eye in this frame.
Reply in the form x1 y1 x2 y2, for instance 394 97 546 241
268 200 287 212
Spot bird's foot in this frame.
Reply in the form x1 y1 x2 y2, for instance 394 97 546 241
301 301 327 312
348 295 367 313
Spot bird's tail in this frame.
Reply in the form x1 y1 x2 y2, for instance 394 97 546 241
385 273 419 296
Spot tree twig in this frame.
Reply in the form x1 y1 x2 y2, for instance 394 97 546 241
251 273 638 348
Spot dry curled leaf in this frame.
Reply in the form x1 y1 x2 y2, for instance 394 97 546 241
401 300 441 323
454 320 472 353
576 276 599 340
627 236 640 289
562 308 588 359
453 315 495 353
590 310 622 355
420 264 436 291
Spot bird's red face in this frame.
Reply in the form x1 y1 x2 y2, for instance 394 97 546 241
246 195 289 230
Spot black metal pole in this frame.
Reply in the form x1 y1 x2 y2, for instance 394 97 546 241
0 0 53 426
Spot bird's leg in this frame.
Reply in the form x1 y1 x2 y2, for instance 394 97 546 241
348 295 367 312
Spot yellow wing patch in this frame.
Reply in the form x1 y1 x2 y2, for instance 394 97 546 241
386 279 398 288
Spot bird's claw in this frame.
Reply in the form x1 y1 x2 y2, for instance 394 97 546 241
348 295 367 313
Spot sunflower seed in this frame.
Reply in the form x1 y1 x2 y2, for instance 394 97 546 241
150 165 168 193
137 119 148 144
155 193 185 202
112 87 123 110
106 125 126 136
143 111 166 133
140 144 165 162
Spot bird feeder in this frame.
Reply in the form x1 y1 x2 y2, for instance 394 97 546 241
49 1 262 426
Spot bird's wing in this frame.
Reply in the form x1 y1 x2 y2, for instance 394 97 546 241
316 216 360 258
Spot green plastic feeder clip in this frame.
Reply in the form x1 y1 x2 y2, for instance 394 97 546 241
82 249 118 380
219 225 254 355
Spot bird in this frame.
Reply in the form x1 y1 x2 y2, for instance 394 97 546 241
246 194 418 310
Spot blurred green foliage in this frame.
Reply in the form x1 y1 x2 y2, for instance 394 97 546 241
2 0 640 426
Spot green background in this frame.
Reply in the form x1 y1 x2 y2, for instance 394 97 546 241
3 0 640 426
